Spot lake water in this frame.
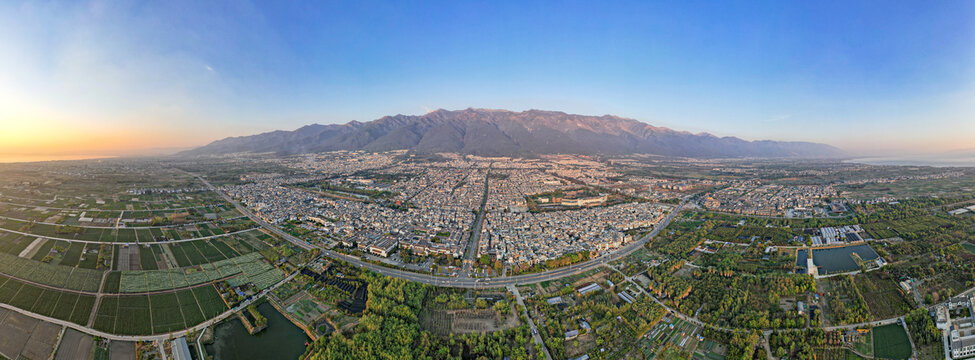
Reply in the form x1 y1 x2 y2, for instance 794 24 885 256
204 302 310 360
849 154 975 167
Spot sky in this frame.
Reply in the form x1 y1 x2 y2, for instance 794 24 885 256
1 0 973 159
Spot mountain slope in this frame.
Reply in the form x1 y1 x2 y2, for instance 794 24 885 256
183 108 845 158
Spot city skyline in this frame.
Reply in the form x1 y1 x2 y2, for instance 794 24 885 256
1 0 974 161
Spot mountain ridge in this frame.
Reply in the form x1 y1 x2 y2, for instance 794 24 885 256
182 108 846 158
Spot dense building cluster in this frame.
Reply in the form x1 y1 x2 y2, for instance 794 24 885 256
702 181 837 217
483 201 668 264
222 152 675 268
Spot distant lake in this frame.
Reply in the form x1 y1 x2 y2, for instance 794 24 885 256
849 154 975 167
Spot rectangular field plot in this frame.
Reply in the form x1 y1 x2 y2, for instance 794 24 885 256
180 242 208 265
92 296 119 333
9 282 42 310
1 219 104 242
164 229 182 241
70 295 96 326
211 240 240 258
115 229 138 243
853 272 912 320
99 229 117 242
0 233 33 256
138 245 159 270
65 268 103 292
207 225 226 235
52 292 80 322
59 242 86 266
222 235 258 254
193 286 228 318
149 228 165 241
168 242 193 267
872 324 912 360
135 229 153 242
114 296 151 335
0 276 23 303
0 252 103 291
77 244 101 269
102 272 121 293
176 289 206 327
224 252 285 290
149 293 186 333
192 241 230 262
962 241 975 255
29 289 62 316
0 276 96 326
30 239 55 261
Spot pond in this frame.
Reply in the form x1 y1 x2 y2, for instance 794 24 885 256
795 249 808 270
204 302 310 360
810 244 880 275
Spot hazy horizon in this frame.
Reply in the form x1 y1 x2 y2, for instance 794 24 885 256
1 1 973 160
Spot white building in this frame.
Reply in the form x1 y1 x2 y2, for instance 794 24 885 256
944 294 975 359
950 321 975 358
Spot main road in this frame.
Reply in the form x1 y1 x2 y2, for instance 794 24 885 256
195 173 684 288
461 166 491 277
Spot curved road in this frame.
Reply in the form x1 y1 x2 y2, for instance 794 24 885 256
197 174 684 288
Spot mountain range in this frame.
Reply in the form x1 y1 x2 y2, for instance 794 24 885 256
183 108 845 158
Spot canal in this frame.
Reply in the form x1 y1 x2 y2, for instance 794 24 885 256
204 302 310 360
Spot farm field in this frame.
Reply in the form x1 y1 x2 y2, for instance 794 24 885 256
853 272 912 320
0 276 95 325
872 324 912 360
0 214 254 245
0 252 103 292
138 245 160 270
962 241 975 255
76 244 103 269
860 216 956 242
0 233 32 256
176 288 207 327
148 293 186 333
59 242 85 266
118 252 279 293
92 286 227 336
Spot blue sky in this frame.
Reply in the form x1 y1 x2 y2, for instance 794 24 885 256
1 0 973 156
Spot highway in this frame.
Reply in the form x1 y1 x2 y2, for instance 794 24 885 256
196 173 685 288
